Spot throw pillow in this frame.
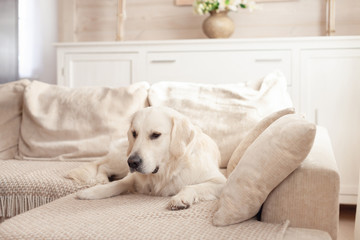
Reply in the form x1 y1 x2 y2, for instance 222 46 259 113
18 81 149 161
0 79 31 159
148 71 293 168
213 114 316 226
226 107 295 177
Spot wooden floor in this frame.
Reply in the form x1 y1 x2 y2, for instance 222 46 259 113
339 205 356 240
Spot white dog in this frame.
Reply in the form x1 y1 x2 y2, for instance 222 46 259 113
76 106 226 210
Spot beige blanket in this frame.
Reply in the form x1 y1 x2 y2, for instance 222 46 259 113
17 81 149 161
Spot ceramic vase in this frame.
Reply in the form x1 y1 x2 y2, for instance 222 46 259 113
202 11 235 39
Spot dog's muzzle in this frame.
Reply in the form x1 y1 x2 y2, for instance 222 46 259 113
128 154 159 174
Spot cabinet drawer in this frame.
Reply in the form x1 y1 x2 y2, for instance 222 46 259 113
147 50 291 85
63 53 138 87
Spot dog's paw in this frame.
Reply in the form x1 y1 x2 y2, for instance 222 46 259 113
76 188 98 200
75 190 91 200
168 195 192 211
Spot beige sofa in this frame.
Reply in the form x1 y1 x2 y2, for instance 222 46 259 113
0 73 339 240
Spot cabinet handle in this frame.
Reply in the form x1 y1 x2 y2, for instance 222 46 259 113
314 109 318 125
151 60 176 63
255 59 282 62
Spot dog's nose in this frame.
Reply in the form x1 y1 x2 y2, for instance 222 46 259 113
128 154 142 169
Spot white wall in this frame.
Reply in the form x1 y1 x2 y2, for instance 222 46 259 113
19 0 57 84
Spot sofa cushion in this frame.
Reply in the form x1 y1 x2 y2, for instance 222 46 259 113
0 80 31 159
213 114 316 226
18 81 149 161
148 71 293 167
0 160 84 220
261 126 339 240
0 193 290 240
226 108 295 176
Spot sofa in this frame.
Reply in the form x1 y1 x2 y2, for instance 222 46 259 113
0 72 339 240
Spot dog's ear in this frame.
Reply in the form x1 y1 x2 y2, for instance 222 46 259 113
127 126 135 157
170 116 195 158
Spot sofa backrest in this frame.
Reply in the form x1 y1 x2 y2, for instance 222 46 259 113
148 71 293 168
1 71 292 164
16 81 149 161
0 79 31 159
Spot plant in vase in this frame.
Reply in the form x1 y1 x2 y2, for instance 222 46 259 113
193 0 257 38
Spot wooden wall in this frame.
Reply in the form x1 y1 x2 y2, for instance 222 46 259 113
58 0 360 42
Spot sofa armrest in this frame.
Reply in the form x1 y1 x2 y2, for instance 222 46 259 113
261 126 340 240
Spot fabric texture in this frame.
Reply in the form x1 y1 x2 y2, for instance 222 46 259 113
227 107 295 176
261 126 339 240
283 227 331 240
18 81 149 161
0 79 31 159
0 194 289 240
148 71 293 167
213 114 316 226
0 160 85 221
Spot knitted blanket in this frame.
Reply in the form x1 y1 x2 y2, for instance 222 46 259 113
0 193 289 240
0 160 84 221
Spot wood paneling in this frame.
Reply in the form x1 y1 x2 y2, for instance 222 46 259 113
125 0 327 40
174 0 192 6
58 0 75 42
175 0 294 5
58 0 360 42
58 0 120 42
75 0 118 41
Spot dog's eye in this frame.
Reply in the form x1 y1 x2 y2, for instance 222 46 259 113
132 130 137 138
150 132 161 140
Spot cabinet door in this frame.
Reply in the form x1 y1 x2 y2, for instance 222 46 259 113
301 49 360 204
61 53 138 87
147 50 292 86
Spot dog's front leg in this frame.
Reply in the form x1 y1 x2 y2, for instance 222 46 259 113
168 177 226 210
76 173 135 200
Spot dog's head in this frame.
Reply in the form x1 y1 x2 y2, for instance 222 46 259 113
126 106 195 175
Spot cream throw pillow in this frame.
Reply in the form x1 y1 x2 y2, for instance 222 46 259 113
148 71 293 167
213 114 316 226
226 107 295 176
18 81 149 161
0 79 31 159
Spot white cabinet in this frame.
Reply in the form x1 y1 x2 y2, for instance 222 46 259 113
57 48 140 87
300 49 360 204
146 50 292 85
64 53 137 88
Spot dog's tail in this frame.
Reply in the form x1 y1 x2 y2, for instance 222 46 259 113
64 160 105 186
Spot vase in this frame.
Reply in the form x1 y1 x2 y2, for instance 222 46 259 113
202 11 235 39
